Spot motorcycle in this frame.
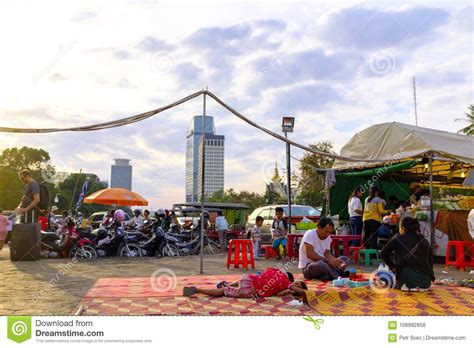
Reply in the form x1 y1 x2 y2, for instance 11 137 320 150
165 221 218 256
94 220 142 257
41 218 97 259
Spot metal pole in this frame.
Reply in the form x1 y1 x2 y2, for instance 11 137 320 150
285 132 292 235
428 152 435 247
413 76 418 127
200 91 206 274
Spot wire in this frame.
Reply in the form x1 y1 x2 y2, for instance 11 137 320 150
0 89 379 163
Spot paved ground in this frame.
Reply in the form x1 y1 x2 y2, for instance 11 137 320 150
0 245 469 315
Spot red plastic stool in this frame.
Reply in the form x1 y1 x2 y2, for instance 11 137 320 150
445 241 474 271
349 246 364 263
227 239 255 270
261 244 276 259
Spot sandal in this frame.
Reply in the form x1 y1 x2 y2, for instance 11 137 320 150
183 286 197 297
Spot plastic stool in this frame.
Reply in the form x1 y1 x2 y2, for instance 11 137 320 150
349 246 364 263
445 241 474 271
227 239 255 270
261 244 276 259
358 249 380 267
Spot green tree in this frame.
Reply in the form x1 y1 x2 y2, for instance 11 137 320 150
207 189 266 211
0 147 52 210
55 173 108 215
456 104 474 135
296 141 335 207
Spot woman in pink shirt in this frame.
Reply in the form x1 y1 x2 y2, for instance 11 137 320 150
0 208 9 250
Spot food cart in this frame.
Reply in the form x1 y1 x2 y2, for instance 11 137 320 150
324 122 474 257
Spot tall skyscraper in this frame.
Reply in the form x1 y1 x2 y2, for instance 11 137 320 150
198 134 225 201
111 158 132 190
185 115 224 202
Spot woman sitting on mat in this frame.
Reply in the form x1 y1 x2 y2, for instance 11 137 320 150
183 268 307 299
381 217 435 291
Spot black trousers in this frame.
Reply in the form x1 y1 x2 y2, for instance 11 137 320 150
363 219 380 249
20 209 39 224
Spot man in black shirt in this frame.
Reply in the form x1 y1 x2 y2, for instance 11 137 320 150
16 169 40 224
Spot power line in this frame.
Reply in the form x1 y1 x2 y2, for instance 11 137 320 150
0 90 380 163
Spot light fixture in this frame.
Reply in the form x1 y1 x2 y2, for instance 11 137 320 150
421 157 429 169
281 116 295 133
461 169 466 178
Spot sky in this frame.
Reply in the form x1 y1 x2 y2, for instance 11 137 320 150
0 0 472 209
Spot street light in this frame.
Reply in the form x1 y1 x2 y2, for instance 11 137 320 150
282 116 295 235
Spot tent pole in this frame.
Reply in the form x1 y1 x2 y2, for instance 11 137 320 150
200 91 207 274
428 152 435 246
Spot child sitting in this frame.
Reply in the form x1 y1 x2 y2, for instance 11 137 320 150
251 216 263 259
183 268 307 299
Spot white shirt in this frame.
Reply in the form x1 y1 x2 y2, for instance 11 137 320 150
348 197 362 217
298 229 332 268
468 209 474 240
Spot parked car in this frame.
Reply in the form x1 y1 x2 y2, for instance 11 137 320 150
88 211 131 229
245 204 321 243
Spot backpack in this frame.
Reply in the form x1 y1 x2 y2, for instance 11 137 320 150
38 182 50 210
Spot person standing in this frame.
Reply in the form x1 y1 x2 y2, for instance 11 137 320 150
348 186 364 246
16 169 40 224
362 187 390 249
215 211 229 251
271 207 288 259
0 209 8 250
250 216 263 259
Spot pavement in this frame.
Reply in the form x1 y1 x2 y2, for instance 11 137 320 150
0 245 470 315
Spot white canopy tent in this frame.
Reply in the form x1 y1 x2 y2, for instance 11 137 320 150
333 122 474 170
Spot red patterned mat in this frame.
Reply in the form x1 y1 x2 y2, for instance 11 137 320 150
77 274 318 316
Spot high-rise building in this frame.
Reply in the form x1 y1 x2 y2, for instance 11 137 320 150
111 158 132 190
185 115 224 202
198 134 225 200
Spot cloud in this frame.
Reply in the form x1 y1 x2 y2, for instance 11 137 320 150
319 6 450 49
137 36 174 52
70 11 96 22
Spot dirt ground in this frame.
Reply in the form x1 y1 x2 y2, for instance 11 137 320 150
0 245 469 315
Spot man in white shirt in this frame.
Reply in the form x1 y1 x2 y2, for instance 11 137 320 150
298 217 349 280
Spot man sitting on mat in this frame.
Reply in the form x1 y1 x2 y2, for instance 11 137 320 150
183 268 307 299
298 217 349 280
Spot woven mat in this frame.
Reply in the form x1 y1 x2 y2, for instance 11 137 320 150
75 274 473 316
305 284 474 316
76 274 317 316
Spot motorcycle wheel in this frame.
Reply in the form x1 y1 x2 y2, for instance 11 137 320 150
70 245 98 259
161 243 180 257
118 243 142 257
202 241 219 255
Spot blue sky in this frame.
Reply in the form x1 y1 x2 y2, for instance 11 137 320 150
0 0 472 208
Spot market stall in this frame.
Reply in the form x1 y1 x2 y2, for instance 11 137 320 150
325 122 474 256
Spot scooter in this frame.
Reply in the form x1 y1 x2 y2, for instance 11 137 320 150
94 220 142 257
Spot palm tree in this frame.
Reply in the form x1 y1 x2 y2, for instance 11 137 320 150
456 104 474 135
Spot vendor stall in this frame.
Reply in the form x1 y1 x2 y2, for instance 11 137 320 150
325 122 474 256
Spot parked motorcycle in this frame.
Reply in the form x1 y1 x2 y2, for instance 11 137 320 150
94 220 142 257
41 217 97 259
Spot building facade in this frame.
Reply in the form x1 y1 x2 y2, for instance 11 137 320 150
111 158 132 190
185 115 224 202
198 134 225 201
